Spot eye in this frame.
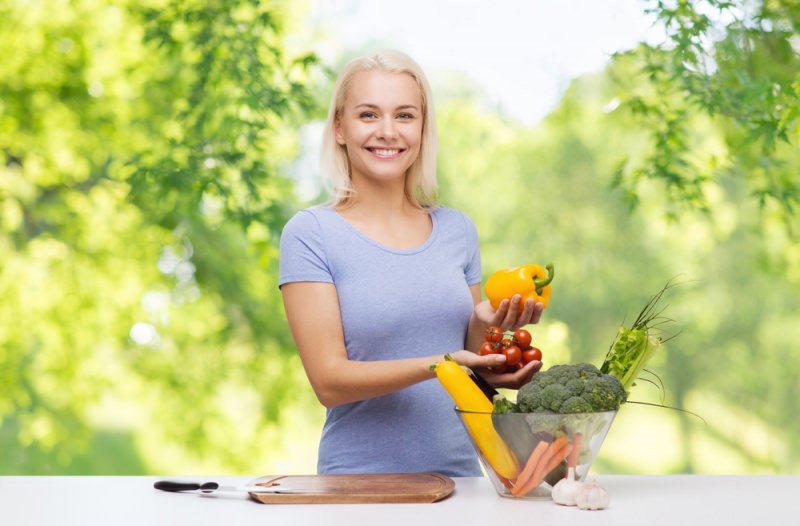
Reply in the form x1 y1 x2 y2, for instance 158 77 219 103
397 112 416 119
359 111 378 119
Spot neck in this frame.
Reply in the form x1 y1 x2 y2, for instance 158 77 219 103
342 177 418 217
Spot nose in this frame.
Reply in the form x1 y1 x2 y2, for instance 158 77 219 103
376 119 397 141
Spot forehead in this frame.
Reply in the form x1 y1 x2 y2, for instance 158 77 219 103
344 70 422 108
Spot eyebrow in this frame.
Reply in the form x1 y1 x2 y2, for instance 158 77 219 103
354 103 420 111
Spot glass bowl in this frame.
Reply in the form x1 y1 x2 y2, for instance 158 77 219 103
454 408 616 499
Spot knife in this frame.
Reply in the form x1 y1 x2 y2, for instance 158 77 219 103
468 369 499 401
154 480 298 494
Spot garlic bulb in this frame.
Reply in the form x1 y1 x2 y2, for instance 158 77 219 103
551 467 583 506
575 479 610 510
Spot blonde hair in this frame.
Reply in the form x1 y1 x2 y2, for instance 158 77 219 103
321 50 438 209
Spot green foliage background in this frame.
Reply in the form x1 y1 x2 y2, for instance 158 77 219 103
1 0 798 475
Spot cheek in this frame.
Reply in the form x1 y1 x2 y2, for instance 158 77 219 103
337 122 372 146
409 125 423 149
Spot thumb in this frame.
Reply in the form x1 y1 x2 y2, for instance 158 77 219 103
474 353 506 368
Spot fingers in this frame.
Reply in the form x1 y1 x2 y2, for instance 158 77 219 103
494 295 523 330
516 359 543 385
507 359 541 386
504 295 523 328
498 361 542 389
502 296 526 328
529 302 545 325
482 359 542 390
491 298 511 327
474 352 507 369
515 298 535 326
452 349 506 369
493 297 545 331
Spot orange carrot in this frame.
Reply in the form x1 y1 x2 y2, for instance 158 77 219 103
510 440 549 495
540 443 573 484
566 433 583 471
527 438 567 489
514 436 569 496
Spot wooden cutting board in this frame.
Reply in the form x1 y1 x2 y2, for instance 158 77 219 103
247 473 455 504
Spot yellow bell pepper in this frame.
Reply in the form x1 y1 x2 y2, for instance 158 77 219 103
431 356 520 480
484 262 555 310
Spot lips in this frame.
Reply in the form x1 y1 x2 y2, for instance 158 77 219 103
366 147 405 159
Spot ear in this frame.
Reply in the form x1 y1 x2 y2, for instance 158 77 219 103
334 120 345 145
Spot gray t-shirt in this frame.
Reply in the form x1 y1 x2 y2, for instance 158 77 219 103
278 205 483 476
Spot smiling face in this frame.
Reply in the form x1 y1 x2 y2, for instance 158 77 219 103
334 70 424 192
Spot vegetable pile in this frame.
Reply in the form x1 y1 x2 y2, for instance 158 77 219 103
434 279 681 501
490 401 616 496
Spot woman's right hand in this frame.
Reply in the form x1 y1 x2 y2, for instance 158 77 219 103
476 359 542 390
449 349 507 370
449 350 542 390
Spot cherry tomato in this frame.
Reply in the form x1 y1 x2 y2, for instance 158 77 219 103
485 326 504 343
522 346 543 364
500 338 513 349
479 342 496 356
502 344 522 366
513 329 532 348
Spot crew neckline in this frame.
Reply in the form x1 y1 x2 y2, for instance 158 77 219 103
326 206 440 255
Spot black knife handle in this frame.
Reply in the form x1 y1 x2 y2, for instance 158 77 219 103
468 370 499 401
154 480 217 492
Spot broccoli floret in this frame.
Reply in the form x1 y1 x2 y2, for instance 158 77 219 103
565 378 586 397
560 396 593 414
517 384 543 412
516 362 627 414
492 394 519 414
581 376 628 412
539 384 570 412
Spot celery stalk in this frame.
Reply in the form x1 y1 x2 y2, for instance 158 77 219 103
600 281 676 396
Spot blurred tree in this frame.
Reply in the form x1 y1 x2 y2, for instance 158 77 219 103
0 0 324 474
607 3 799 471
3 0 797 477
437 55 799 473
616 0 799 226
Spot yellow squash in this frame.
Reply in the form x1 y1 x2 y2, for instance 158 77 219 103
432 356 519 480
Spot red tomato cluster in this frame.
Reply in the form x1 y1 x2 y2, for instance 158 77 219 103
481 326 542 374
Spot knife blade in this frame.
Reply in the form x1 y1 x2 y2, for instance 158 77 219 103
154 480 298 494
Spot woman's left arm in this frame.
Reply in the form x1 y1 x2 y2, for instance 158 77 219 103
465 284 544 388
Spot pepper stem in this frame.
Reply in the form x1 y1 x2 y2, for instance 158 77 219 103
533 263 555 295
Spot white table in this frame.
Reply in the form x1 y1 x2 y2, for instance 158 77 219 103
1 475 793 525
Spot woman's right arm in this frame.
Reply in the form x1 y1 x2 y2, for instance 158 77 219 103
281 281 507 408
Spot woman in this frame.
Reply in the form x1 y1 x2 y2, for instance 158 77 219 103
279 50 544 476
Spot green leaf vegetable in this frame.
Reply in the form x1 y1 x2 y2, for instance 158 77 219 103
600 280 679 396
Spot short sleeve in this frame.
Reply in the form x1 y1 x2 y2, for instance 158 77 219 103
461 212 482 286
278 209 334 287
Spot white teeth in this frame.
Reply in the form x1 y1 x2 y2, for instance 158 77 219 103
372 149 399 156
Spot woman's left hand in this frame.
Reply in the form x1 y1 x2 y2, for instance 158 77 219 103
473 294 544 332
